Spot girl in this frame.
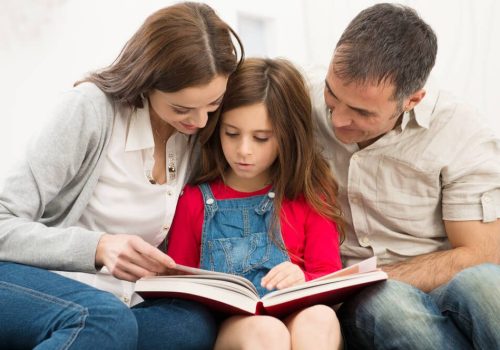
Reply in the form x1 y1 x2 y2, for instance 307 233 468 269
0 2 243 349
167 58 344 349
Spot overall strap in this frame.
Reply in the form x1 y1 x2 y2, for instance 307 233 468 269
255 190 276 215
199 183 218 218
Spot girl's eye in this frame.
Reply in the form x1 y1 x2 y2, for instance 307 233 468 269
254 137 269 143
225 132 238 137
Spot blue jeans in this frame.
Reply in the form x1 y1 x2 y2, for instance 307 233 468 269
0 262 216 350
338 263 500 349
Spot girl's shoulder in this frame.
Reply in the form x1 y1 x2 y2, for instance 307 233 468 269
282 194 325 221
181 181 225 201
180 184 203 200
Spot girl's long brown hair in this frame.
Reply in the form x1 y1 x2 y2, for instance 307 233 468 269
193 58 344 243
78 2 244 107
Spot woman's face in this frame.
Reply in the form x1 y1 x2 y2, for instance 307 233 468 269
148 75 228 135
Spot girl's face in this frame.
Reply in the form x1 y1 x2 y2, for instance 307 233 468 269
220 103 279 191
148 75 228 135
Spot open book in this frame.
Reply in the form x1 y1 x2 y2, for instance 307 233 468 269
135 257 387 317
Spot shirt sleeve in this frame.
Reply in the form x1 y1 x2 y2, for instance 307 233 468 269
166 185 203 267
441 106 500 223
301 203 343 281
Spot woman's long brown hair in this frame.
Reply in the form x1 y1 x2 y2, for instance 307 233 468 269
77 2 244 107
193 58 344 243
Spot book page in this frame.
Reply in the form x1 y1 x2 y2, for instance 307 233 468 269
151 276 259 299
135 278 259 314
158 264 258 295
315 256 378 282
261 268 384 301
261 270 388 310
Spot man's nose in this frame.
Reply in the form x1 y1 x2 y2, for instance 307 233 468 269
330 107 352 128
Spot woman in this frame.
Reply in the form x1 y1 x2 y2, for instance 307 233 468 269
0 2 243 349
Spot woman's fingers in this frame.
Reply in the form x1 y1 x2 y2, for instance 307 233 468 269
132 238 176 270
96 234 177 281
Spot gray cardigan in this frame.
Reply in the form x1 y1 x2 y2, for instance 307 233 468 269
0 83 115 272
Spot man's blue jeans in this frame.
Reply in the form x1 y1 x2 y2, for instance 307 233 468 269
338 263 500 349
0 262 217 349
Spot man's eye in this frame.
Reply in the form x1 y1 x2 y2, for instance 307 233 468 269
357 110 371 117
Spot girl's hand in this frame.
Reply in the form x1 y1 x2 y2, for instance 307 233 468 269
261 261 305 290
95 233 176 282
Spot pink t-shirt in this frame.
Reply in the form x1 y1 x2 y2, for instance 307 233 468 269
167 181 342 281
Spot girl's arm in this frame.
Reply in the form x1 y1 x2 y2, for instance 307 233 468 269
262 199 342 290
166 185 204 267
302 205 342 280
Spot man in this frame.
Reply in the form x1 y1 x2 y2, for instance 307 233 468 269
313 3 500 349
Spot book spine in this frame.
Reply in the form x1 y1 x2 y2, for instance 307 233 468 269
255 301 265 315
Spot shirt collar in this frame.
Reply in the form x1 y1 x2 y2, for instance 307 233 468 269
404 84 439 130
125 98 154 152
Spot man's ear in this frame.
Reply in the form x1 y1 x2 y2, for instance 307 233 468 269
405 89 426 110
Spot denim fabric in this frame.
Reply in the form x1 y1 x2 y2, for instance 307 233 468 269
0 262 137 350
0 262 217 350
199 183 289 297
338 263 500 349
131 298 216 349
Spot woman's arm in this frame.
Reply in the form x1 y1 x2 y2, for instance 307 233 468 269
0 84 113 272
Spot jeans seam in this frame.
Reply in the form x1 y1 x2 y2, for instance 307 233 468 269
439 300 472 330
1 281 89 350
341 318 375 348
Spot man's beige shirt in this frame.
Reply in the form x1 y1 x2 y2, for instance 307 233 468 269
312 80 500 267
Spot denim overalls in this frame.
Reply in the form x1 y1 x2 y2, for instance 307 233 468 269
199 183 289 297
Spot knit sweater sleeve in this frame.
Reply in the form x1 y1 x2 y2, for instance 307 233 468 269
0 83 113 272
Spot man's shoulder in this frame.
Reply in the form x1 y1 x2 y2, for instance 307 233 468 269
420 87 492 139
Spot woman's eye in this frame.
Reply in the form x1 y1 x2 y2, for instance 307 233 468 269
225 132 238 137
172 108 190 115
254 137 269 142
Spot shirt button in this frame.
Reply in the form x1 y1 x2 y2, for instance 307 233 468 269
483 195 491 202
162 225 170 231
351 154 359 161
360 236 370 246
206 198 215 205
268 192 275 198
167 190 173 196
122 296 130 303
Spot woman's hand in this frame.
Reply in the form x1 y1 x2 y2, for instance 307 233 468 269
95 233 176 282
261 261 305 290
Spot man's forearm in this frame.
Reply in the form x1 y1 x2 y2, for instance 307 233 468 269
381 247 486 292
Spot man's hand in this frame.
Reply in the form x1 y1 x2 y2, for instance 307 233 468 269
261 261 305 290
95 233 176 282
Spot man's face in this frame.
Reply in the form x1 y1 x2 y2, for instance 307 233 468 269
324 62 403 148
